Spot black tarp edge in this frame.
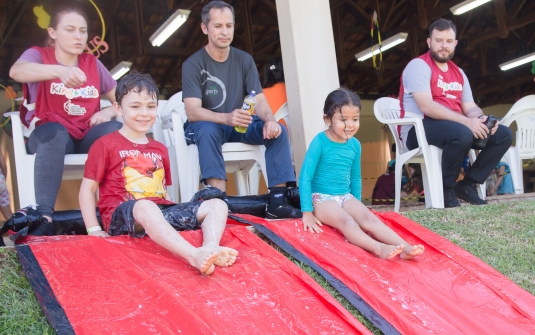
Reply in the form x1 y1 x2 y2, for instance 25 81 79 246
16 244 76 335
229 214 400 335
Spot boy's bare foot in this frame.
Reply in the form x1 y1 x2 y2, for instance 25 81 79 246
400 244 425 260
215 247 239 267
379 244 403 259
193 250 218 275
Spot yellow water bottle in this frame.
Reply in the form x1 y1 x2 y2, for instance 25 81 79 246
235 91 256 133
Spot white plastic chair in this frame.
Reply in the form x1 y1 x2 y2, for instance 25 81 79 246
6 100 112 208
374 97 444 211
154 92 268 203
248 102 291 195
374 97 486 211
498 95 535 194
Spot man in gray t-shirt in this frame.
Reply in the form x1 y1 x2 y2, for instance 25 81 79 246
181 1 299 219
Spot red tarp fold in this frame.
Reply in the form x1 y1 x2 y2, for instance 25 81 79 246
18 225 370 335
250 212 535 335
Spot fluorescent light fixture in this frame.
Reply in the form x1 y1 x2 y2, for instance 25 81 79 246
499 52 535 71
110 61 132 80
354 33 408 61
450 0 492 15
149 9 191 47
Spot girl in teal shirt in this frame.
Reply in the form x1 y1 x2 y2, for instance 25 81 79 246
299 88 424 260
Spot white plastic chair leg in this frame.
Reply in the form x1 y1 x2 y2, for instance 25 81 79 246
422 146 444 209
234 170 250 196
248 163 261 195
503 147 524 194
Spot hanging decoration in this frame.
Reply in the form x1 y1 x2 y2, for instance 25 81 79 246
370 10 382 71
33 5 50 29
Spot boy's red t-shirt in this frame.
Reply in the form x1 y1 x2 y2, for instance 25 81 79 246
84 131 174 231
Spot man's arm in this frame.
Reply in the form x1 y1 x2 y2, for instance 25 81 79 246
253 93 275 123
412 92 488 139
184 97 252 127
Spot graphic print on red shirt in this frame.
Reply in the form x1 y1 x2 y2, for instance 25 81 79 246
84 131 174 231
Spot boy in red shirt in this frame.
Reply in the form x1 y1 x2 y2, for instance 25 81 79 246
79 72 237 275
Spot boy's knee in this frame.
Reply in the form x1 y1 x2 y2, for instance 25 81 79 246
202 198 228 214
133 199 160 221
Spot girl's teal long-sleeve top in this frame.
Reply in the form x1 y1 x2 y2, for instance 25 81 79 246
299 131 362 212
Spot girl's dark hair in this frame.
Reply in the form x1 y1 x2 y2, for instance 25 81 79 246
263 56 284 88
323 87 361 120
115 71 160 105
405 163 423 194
201 1 235 26
46 5 89 47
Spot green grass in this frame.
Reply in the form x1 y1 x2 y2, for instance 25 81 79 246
404 200 535 295
0 247 55 335
1 200 534 335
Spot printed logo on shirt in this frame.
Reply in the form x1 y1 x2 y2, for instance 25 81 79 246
64 100 87 115
437 75 462 97
200 69 226 109
119 150 167 200
206 86 219 95
119 150 162 161
50 83 99 99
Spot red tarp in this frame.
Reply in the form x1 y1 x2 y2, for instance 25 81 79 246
18 225 370 335
250 212 535 335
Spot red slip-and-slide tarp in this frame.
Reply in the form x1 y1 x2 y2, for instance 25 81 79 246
246 212 535 335
16 224 370 335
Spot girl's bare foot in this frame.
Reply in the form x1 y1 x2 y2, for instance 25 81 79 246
215 247 239 267
400 244 425 260
193 250 218 275
379 244 403 259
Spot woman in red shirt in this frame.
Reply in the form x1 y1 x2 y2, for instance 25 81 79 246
9 5 121 229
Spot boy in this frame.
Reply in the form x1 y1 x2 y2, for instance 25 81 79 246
79 72 238 275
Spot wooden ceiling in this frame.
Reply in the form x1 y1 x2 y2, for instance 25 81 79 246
1 0 535 107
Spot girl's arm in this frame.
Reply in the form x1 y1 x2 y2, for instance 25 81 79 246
79 178 109 237
349 141 362 201
299 136 323 233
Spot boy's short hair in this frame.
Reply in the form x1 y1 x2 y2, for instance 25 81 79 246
115 71 160 105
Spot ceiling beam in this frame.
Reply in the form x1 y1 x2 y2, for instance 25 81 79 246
474 73 534 96
0 0 29 51
494 0 508 39
468 11 535 46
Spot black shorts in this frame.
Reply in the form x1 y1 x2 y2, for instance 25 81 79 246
109 200 203 238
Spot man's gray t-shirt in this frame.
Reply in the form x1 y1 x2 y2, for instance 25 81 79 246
182 47 262 113
400 58 474 144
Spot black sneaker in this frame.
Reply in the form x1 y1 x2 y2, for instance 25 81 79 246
265 198 302 219
444 188 461 208
284 187 301 209
455 182 487 205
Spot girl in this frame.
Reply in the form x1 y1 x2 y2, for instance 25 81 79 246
404 163 425 203
9 5 121 226
263 56 287 128
299 88 424 260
